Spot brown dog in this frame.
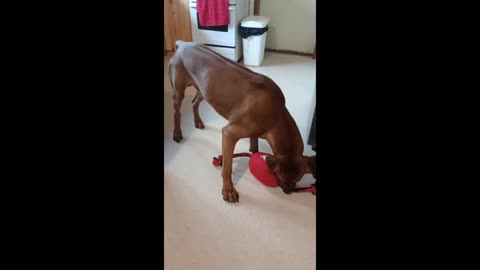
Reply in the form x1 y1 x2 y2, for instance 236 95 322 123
168 41 315 203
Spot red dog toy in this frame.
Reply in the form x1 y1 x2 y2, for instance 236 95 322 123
212 152 316 195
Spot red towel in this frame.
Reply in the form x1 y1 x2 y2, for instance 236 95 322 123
196 0 229 27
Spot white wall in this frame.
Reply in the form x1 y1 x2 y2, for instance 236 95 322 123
259 0 316 53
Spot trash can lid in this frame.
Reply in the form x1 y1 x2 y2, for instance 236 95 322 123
241 16 270 28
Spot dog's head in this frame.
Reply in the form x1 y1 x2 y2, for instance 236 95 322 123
266 155 316 194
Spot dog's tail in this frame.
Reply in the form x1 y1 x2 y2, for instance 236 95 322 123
175 40 185 49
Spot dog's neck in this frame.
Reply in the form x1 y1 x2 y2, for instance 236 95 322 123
265 109 304 158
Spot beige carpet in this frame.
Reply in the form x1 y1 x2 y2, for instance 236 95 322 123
164 52 316 270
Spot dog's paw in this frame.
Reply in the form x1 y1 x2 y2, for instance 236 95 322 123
194 120 205 129
173 130 183 142
222 186 239 203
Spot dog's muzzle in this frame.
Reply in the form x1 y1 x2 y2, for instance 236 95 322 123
281 183 295 194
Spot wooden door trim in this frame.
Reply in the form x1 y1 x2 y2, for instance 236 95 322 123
254 0 260 15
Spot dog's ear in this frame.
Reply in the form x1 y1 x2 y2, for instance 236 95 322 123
265 155 278 173
303 156 316 179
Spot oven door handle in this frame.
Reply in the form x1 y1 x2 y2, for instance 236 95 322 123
189 5 235 11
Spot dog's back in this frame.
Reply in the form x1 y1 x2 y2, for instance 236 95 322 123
169 41 286 114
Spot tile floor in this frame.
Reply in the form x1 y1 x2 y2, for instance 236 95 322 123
164 52 316 270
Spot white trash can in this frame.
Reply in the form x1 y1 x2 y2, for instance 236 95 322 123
240 16 270 66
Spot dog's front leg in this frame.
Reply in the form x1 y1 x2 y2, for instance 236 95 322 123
221 125 240 203
249 137 259 153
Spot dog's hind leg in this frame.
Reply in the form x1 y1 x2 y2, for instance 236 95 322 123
170 71 187 143
172 87 186 142
168 56 192 143
191 86 205 129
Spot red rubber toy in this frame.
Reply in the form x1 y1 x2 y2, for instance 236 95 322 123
212 152 316 194
248 152 279 187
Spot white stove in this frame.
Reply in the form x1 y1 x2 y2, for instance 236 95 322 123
189 0 249 61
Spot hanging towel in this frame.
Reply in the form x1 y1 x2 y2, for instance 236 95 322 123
196 0 229 27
